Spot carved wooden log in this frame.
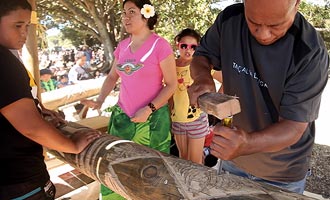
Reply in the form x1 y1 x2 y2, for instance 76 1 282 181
48 122 315 200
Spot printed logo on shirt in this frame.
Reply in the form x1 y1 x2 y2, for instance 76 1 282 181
117 62 143 75
232 62 268 88
187 105 198 119
177 70 190 91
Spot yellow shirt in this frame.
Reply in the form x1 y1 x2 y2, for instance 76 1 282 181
26 69 38 99
171 65 202 122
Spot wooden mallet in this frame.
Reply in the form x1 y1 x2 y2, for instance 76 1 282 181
198 92 241 128
198 92 241 174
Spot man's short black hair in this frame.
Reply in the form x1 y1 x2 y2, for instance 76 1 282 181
40 68 52 76
0 0 32 19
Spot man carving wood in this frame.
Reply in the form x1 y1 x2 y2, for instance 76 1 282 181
48 120 316 200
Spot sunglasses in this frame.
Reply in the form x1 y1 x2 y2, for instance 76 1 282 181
179 43 198 51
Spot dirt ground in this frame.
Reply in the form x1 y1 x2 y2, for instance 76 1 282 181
306 143 330 199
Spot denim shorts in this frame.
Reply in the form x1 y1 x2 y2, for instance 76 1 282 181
220 161 311 194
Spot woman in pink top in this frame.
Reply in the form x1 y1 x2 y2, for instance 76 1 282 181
82 0 176 199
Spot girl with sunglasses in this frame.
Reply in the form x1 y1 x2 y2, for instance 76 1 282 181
170 28 210 164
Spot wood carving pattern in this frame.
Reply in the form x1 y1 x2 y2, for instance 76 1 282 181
47 122 316 200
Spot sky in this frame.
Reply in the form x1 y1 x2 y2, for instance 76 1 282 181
305 0 327 5
46 28 60 36
213 0 327 9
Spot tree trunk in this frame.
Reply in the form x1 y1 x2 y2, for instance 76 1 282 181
48 121 316 200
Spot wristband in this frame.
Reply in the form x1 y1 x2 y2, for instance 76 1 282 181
148 102 156 113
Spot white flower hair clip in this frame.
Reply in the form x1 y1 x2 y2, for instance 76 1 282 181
141 4 155 19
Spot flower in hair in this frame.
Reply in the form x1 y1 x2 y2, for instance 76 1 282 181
141 4 155 19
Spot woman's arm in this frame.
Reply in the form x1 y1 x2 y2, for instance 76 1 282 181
152 53 177 109
130 54 177 122
82 59 119 110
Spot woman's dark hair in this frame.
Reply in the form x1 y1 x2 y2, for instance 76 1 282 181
123 0 158 30
175 28 201 44
0 0 32 19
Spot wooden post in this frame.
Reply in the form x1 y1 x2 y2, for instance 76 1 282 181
48 121 315 200
23 0 41 99
40 77 106 110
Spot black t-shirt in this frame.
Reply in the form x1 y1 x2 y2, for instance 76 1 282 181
195 3 329 181
0 45 49 185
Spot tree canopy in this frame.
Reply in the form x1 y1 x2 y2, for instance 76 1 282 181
37 0 219 64
299 0 330 50
37 0 123 62
37 0 330 65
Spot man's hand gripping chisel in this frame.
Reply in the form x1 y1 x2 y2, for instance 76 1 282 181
198 92 241 174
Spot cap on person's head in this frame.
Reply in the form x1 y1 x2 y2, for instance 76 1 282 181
75 51 86 61
40 68 52 76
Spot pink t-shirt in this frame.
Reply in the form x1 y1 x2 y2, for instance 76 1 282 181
114 33 173 117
